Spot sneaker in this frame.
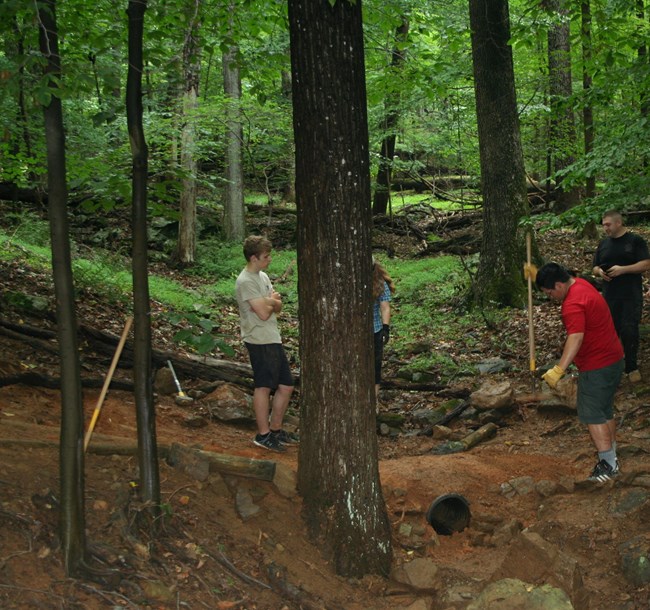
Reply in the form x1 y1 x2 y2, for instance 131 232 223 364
587 459 618 483
253 433 286 453
271 429 300 446
628 370 642 383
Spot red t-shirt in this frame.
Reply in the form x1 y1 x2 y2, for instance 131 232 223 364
561 278 624 371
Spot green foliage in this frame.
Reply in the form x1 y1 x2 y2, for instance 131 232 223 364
166 305 235 357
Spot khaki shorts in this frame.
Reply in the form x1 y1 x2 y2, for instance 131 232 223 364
576 359 624 424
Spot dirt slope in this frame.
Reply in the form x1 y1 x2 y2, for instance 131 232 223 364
1 227 650 609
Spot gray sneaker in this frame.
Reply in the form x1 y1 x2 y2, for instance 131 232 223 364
253 433 286 452
271 429 300 446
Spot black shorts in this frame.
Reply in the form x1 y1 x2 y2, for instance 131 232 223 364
245 342 294 390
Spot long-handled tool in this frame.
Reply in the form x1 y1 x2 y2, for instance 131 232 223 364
84 316 133 451
526 232 537 393
167 360 193 404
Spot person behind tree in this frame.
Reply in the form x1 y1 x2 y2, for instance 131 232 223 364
592 210 650 383
235 235 297 452
536 262 624 482
372 257 395 405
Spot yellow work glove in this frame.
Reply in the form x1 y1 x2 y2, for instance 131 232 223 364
542 365 565 389
523 263 538 282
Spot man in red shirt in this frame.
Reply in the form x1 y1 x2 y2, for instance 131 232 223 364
536 262 624 482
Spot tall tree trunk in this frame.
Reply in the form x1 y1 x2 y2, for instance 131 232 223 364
581 0 595 198
638 0 649 168
223 33 246 241
10 16 33 163
372 18 409 217
544 0 580 211
280 69 295 203
177 0 202 265
469 0 529 308
289 0 392 578
38 0 87 576
126 0 161 519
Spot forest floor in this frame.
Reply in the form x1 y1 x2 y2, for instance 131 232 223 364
1 216 650 609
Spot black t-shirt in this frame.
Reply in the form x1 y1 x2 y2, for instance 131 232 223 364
593 231 650 299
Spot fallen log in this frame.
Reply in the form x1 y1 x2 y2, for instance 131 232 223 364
431 422 498 454
419 399 470 436
0 421 276 481
167 442 276 481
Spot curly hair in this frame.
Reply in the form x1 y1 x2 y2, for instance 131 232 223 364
372 259 395 299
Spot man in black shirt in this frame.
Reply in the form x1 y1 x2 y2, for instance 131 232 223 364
592 210 650 382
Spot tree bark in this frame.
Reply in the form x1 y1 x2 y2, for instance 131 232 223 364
289 0 392 578
544 0 580 211
126 0 161 517
372 18 409 216
223 23 246 241
37 0 87 577
581 1 596 199
469 0 529 308
176 0 202 265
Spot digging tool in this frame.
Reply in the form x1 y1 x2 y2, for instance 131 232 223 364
167 360 194 405
526 232 537 392
84 316 133 452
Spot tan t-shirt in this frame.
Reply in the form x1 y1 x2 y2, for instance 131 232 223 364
235 269 282 344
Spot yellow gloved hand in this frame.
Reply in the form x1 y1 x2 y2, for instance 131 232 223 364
523 263 538 281
542 365 565 389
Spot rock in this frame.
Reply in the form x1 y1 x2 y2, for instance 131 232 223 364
475 357 512 374
467 578 574 610
235 487 261 520
491 519 523 546
508 475 536 496
552 375 577 409
390 557 439 592
393 598 434 610
491 531 589 610
141 579 176 603
202 384 255 424
470 380 514 411
154 367 177 395
273 462 297 498
610 489 650 515
536 479 559 497
618 535 650 586
182 414 208 428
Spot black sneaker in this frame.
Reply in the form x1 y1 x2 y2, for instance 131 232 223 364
253 433 286 453
587 459 618 482
271 429 300 446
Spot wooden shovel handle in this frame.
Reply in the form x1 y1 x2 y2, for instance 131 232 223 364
84 316 133 451
526 233 536 372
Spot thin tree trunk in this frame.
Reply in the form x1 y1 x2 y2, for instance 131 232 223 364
372 18 409 217
638 0 649 168
223 22 246 241
544 0 580 211
38 0 87 576
177 0 202 265
581 0 595 198
126 0 161 518
469 0 529 308
289 0 392 578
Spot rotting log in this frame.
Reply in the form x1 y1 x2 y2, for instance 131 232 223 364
0 421 276 481
431 422 498 454
167 442 276 481
419 399 470 436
